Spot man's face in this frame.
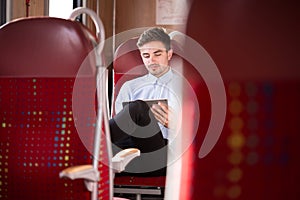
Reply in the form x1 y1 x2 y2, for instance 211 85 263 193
139 41 173 78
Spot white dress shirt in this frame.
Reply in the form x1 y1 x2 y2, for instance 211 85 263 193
115 69 182 139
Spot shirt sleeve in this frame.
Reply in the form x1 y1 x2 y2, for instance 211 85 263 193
114 81 131 114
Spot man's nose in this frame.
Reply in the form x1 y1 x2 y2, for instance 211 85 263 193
148 54 156 63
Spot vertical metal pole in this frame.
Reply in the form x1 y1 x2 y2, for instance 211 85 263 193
90 182 98 200
44 0 49 16
6 0 11 22
0 0 6 25
25 0 30 17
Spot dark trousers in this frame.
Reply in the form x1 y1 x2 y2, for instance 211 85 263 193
109 100 167 176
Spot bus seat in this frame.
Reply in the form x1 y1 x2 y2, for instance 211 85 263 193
0 16 97 200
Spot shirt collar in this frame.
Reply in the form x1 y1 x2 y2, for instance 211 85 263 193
146 69 173 84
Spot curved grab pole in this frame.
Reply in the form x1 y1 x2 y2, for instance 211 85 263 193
169 30 183 39
69 7 113 200
69 7 105 55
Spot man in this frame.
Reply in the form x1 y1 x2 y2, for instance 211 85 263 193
110 27 182 175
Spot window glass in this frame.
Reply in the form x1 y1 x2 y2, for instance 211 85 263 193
49 0 73 19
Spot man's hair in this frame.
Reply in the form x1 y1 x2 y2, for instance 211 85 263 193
137 27 171 50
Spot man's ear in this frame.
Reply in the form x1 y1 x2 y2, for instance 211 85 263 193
167 49 173 60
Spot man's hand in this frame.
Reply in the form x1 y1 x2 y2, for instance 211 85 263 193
150 101 172 128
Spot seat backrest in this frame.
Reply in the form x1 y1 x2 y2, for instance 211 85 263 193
111 35 196 199
112 37 146 109
181 1 300 200
112 32 219 200
112 37 168 191
0 17 109 200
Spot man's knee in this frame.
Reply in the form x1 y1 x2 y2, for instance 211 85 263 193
128 100 149 113
128 100 152 126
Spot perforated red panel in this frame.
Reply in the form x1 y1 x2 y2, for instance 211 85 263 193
0 16 110 200
183 1 300 199
185 81 300 200
0 78 92 199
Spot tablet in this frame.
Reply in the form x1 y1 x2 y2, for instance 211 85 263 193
122 99 168 108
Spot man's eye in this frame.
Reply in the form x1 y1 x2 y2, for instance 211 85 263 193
154 53 162 56
143 55 150 58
